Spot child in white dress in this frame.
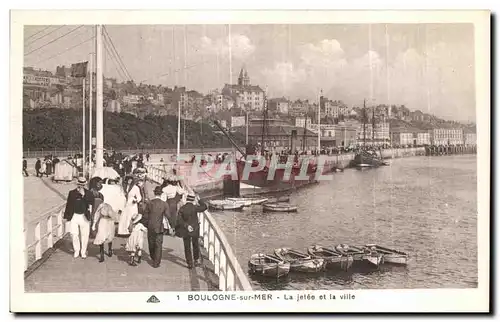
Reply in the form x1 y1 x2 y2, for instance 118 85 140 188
125 213 147 266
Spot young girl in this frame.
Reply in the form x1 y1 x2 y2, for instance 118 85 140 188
126 213 147 266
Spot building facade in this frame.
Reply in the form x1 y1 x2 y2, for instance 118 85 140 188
320 97 350 119
294 117 312 128
464 132 477 145
268 97 289 114
357 122 390 146
391 131 414 146
222 67 265 111
430 128 464 145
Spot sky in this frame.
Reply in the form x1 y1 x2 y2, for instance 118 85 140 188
23 23 476 122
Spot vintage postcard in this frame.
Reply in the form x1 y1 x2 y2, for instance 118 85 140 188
10 10 490 313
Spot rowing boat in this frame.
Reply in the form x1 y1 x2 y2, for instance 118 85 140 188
262 202 298 212
248 253 291 278
274 248 324 273
362 244 409 265
208 199 245 211
307 245 353 271
226 197 268 206
336 244 383 268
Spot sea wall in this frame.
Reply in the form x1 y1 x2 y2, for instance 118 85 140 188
330 147 427 169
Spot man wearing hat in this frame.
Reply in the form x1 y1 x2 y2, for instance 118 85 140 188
176 193 207 269
142 185 170 268
63 177 95 258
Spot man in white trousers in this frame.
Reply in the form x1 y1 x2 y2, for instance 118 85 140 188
63 177 95 258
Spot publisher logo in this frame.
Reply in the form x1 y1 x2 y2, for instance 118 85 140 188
147 295 160 303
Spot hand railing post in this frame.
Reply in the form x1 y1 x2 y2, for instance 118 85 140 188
47 215 53 248
34 222 41 261
57 211 63 238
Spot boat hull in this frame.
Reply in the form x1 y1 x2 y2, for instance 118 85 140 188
274 248 325 273
324 255 354 271
235 159 321 189
351 151 387 168
361 254 384 267
248 254 291 278
382 254 408 265
208 200 245 211
362 244 409 265
263 203 298 212
307 246 353 272
227 197 268 206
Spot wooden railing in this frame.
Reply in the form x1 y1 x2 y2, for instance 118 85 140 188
24 203 68 271
145 164 253 291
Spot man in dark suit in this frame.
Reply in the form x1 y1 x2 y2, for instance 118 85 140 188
22 158 28 176
176 193 207 269
142 186 170 268
63 177 95 259
35 158 41 177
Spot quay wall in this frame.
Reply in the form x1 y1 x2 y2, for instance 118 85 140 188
330 146 475 169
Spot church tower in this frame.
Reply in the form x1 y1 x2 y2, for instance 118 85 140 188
238 66 250 86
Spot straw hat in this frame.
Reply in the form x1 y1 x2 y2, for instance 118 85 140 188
186 194 196 202
76 177 87 186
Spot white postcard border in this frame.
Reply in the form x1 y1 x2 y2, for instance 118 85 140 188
10 9 490 313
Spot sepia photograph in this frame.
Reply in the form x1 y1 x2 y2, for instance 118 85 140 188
10 9 490 313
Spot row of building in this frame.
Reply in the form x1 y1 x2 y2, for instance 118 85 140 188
228 115 476 151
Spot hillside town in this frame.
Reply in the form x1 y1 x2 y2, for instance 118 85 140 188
23 64 477 151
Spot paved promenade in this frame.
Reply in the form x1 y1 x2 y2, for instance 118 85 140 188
25 234 218 292
24 176 74 222
24 167 221 292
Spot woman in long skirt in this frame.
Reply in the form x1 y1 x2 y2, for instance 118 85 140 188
118 176 142 235
162 176 186 233
126 213 147 266
92 203 117 262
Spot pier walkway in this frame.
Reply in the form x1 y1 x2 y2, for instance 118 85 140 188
23 163 252 293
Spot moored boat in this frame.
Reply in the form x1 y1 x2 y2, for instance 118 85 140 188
274 248 325 273
208 199 245 211
307 245 353 271
361 244 409 265
248 253 291 278
262 202 298 213
227 197 268 206
338 244 383 268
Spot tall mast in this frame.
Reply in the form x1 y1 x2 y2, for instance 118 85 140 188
82 69 86 176
372 104 375 145
302 109 307 151
88 51 93 177
177 100 181 159
260 90 267 155
317 90 321 152
95 25 104 169
363 99 366 147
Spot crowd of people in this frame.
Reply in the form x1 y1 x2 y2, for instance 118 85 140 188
31 155 61 177
63 168 208 269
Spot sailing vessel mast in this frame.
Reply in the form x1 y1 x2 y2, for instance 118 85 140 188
260 95 267 155
302 111 307 152
362 99 367 148
372 104 376 146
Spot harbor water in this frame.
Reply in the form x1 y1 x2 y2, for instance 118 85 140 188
211 155 478 290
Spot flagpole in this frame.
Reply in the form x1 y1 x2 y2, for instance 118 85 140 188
96 24 104 169
177 101 181 160
317 89 321 153
245 110 249 145
82 74 86 177
88 52 93 178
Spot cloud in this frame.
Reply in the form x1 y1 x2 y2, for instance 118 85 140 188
260 38 475 121
199 34 255 60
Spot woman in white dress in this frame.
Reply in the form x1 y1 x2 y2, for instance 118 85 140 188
117 176 142 235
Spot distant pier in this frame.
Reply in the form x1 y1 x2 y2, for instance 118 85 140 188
425 145 477 156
